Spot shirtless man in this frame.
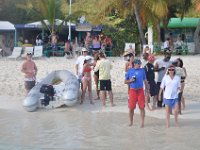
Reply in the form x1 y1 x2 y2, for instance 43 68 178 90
21 53 38 95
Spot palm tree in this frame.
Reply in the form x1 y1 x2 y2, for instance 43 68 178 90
193 0 200 53
59 0 173 45
18 0 63 34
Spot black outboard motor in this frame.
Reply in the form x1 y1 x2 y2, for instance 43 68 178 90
40 84 55 106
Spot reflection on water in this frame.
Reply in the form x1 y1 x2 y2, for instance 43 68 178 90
0 109 200 150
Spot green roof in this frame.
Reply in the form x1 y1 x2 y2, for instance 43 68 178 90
161 18 200 28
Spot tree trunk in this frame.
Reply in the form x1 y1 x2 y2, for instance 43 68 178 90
134 1 146 45
194 20 200 54
156 22 161 45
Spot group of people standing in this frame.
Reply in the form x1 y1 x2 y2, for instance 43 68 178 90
124 49 187 128
20 42 187 128
85 32 112 56
75 47 115 107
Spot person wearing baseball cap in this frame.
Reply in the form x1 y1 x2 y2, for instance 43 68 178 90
125 58 149 127
81 47 88 53
93 52 115 107
144 54 158 110
154 50 172 108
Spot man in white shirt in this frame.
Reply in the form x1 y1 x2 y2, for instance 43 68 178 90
75 47 93 85
163 38 170 51
155 50 172 108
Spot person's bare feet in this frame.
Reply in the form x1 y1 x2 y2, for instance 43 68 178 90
128 123 133 127
140 124 144 128
111 103 116 107
152 105 156 110
80 101 83 104
175 123 180 127
94 97 100 100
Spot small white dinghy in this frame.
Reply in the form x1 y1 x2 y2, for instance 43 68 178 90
23 70 79 112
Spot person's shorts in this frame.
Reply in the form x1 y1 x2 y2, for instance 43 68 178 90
99 80 112 91
163 98 178 109
93 47 101 51
25 81 36 91
94 71 99 78
148 81 158 96
156 82 161 96
178 92 183 102
129 88 145 110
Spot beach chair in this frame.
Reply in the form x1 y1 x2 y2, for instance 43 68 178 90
21 47 34 58
0 48 2 55
33 46 43 58
124 43 135 56
143 44 153 54
74 46 82 56
7 47 22 60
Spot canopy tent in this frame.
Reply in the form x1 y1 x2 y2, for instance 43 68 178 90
161 18 200 28
0 21 17 47
0 21 15 31
24 19 75 28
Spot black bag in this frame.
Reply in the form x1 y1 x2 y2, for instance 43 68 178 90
40 84 55 96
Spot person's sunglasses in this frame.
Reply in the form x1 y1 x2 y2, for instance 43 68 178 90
168 68 175 71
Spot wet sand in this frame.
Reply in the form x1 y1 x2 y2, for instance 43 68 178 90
0 95 200 150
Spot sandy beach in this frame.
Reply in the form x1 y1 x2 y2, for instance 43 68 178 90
0 55 200 149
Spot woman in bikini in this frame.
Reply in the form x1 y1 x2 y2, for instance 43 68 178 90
80 56 94 104
177 58 187 110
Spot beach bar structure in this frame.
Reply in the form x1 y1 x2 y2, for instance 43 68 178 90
0 21 17 55
161 18 200 53
15 19 76 45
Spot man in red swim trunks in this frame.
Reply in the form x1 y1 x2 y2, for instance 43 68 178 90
125 58 149 128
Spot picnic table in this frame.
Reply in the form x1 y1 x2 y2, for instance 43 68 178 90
43 46 65 57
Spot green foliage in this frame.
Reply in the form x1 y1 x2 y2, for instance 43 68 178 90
102 14 140 56
0 0 31 24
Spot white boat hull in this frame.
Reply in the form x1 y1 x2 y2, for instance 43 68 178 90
23 70 79 112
